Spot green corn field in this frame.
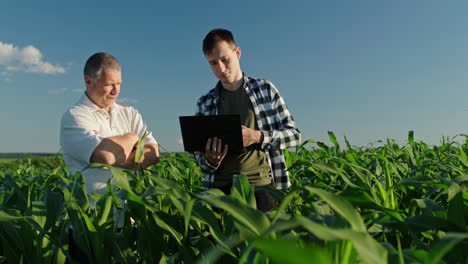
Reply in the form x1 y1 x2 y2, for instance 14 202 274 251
0 131 467 263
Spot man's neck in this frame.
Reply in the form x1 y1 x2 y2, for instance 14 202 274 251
85 91 112 113
221 73 244 91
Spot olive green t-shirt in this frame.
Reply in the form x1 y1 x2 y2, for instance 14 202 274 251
215 84 271 187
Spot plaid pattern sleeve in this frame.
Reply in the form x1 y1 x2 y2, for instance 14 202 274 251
194 89 221 183
245 77 301 189
258 81 301 151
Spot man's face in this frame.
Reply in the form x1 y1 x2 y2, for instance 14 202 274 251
85 69 121 110
205 41 242 85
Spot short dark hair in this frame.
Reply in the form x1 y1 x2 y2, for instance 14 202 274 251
202 28 236 55
83 52 121 80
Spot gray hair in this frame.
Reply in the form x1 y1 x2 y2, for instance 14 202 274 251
83 52 121 80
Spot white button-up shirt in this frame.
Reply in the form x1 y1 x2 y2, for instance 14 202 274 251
60 93 157 194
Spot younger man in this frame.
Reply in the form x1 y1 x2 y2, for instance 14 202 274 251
194 29 301 212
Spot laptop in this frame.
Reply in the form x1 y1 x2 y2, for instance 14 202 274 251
179 114 244 153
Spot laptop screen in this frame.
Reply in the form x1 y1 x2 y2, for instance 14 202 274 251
178 114 243 153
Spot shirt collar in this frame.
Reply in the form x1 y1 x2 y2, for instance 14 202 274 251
242 73 249 88
78 92 123 113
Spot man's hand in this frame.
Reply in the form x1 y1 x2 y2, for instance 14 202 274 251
139 143 160 168
194 137 228 166
241 125 263 147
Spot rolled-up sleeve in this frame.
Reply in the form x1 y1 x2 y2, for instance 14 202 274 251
60 109 105 164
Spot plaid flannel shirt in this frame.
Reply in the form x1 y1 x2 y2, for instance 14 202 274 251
195 74 301 189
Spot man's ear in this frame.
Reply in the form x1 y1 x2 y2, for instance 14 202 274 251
84 75 93 89
236 46 242 59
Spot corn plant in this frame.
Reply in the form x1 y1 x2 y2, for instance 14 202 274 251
0 131 467 263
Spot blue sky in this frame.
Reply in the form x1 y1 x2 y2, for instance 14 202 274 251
1 1 468 152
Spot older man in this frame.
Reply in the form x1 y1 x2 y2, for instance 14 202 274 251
60 52 159 194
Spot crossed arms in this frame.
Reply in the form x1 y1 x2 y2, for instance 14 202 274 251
90 131 160 170
60 109 160 171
